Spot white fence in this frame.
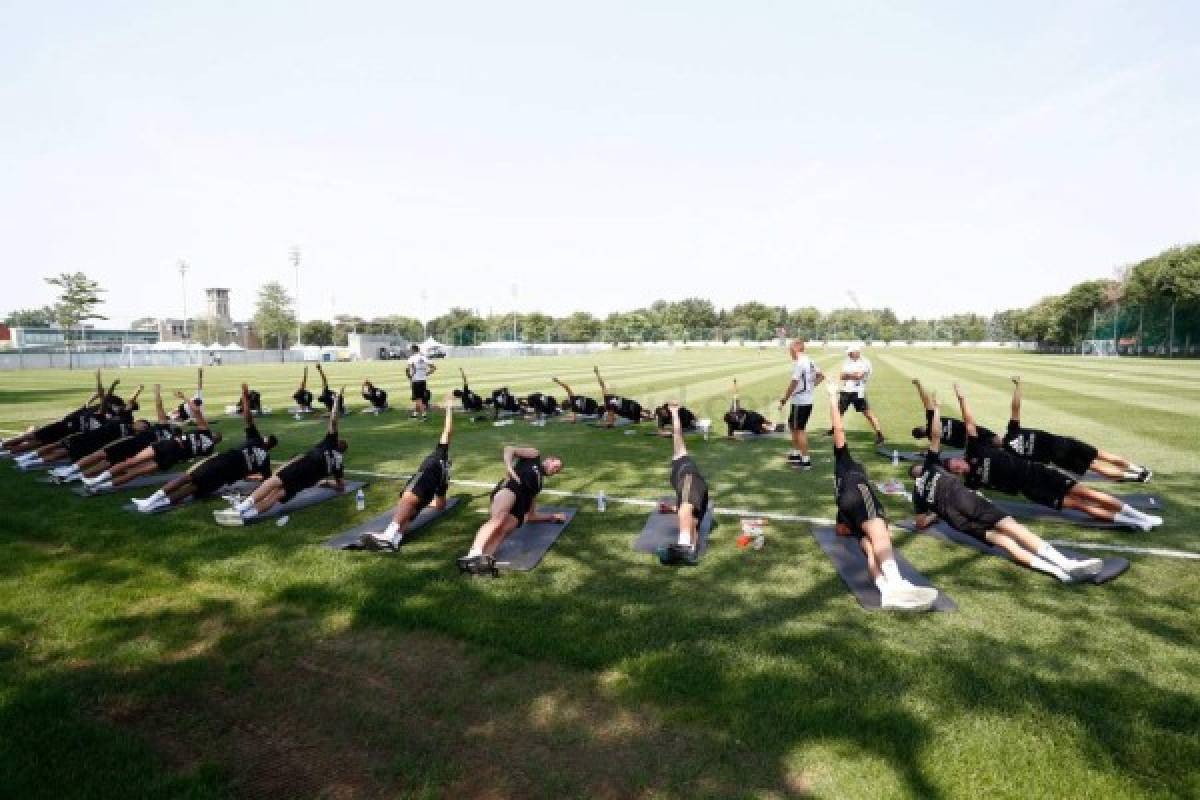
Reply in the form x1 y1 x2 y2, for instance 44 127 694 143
0 349 309 371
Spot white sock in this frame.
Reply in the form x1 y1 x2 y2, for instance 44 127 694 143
1115 505 1151 527
880 558 903 586
677 530 692 547
96 470 112 483
875 575 890 593
1029 555 1071 582
240 506 259 519
467 545 483 558
1036 544 1071 570
383 520 401 542
235 497 255 512
148 489 166 504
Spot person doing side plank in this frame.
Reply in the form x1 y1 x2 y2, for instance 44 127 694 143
552 376 601 422
594 366 651 426
724 379 777 438
454 369 485 412
910 378 995 448
51 386 176 483
909 400 1103 582
656 403 710 566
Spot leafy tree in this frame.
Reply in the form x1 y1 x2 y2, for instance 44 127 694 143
301 319 335 346
522 313 555 342
558 311 599 342
429 307 486 345
368 315 423 341
253 282 297 349
46 273 106 330
4 306 56 328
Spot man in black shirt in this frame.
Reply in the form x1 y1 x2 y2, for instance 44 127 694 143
228 390 348 520
135 385 278 512
454 369 485 412
21 385 144 468
171 369 204 423
594 366 652 427
522 391 559 417
724 379 779 438
457 444 565 576
909 402 1102 581
361 380 389 411
6 370 118 457
943 385 1161 531
909 378 995 448
826 384 940 611
488 387 522 415
315 364 339 415
83 391 222 492
995 377 1150 482
657 403 710 565
654 403 697 434
293 366 315 412
553 376 601 422
361 394 456 551
51 386 177 484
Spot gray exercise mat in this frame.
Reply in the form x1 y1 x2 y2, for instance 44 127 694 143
323 497 462 549
119 479 262 514
986 497 1128 529
493 505 577 571
71 472 180 496
895 519 1129 584
876 444 962 463
17 459 71 472
632 499 717 559
732 425 787 439
215 480 367 526
589 417 636 428
812 526 957 612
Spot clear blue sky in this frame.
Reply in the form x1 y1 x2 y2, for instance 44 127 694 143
2 1 1197 326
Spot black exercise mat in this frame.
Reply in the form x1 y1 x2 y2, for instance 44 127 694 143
732 424 787 439
213 480 367 526
876 444 962 463
1100 492 1165 512
493 505 576 571
812 526 957 612
323 497 462 549
632 498 717 559
119 479 262 514
986 498 1127 530
895 519 1129 584
71 472 180 496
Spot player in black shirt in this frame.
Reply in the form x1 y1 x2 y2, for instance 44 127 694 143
52 386 177 483
654 403 697 435
656 403 710 565
292 366 316 412
909 402 1103 581
552 376 601 422
826 384 940 611
361 393 456 551
314 363 341 415
488 387 522 415
19 384 143 467
909 378 995 448
594 366 652 427
83 391 222 492
6 370 119 457
994 377 1151 482
234 388 263 415
521 392 559 417
171 369 204 423
724 379 779 438
457 444 564 576
454 369 485 412
134 385 278 512
942 385 1162 531
229 390 348 520
361 380 389 411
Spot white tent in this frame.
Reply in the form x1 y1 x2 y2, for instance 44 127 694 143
422 336 445 349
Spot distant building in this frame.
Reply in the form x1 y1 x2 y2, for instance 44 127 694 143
132 288 259 348
7 327 159 352
206 288 231 324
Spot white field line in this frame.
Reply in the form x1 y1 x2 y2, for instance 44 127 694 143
1046 540 1200 561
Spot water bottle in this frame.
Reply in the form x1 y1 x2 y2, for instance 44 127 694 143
275 515 289 527
892 449 899 467
355 488 366 511
597 491 607 512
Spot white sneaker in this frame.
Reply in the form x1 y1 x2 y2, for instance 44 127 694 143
140 496 169 513
881 584 939 612
1066 558 1104 580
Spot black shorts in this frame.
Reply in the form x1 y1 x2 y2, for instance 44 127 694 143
277 456 325 501
1020 465 1077 510
152 439 185 471
404 454 448 508
838 392 869 413
104 435 151 466
941 487 1009 540
293 389 313 407
671 457 709 521
1048 436 1098 477
411 380 427 401
35 419 71 444
492 479 533 526
65 428 116 461
188 453 243 497
788 403 813 431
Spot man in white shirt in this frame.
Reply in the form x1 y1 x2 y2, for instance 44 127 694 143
777 339 824 468
405 344 436 419
833 343 885 445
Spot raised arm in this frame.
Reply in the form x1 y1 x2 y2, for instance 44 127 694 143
912 378 934 411
316 363 329 390
593 366 608 396
460 368 469 387
197 367 204 393
328 388 344 434
552 376 574 398
153 385 167 423
668 402 687 459
127 384 145 409
240 383 253 425
94 369 104 399
928 394 942 453
176 390 209 429
439 392 454 445
299 365 308 390
1010 376 1022 423
827 383 847 449
730 379 740 412
954 383 977 438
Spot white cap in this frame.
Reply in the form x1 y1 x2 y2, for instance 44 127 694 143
845 342 862 354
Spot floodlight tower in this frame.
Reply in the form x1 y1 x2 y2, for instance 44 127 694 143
178 259 189 340
290 246 301 347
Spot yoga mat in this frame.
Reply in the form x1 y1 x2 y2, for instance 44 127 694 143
492 505 577 571
589 417 636 428
119 479 262 515
895 519 1129 585
212 480 367 527
361 406 391 415
731 427 787 439
1101 492 1165 512
812 526 957 612
986 498 1128 530
72 472 180 496
875 444 962 463
224 406 273 416
632 499 716 559
323 497 462 549
16 459 71 472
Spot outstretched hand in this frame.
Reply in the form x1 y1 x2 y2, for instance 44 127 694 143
1012 376 1021 386
953 382 964 397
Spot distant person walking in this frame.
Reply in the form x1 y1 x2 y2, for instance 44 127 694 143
406 344 436 419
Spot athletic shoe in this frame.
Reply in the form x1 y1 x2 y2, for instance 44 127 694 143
456 554 497 576
796 459 813 470
360 532 399 552
1066 558 1104 581
656 544 697 566
880 584 938 611
1137 468 1153 483
138 496 170 513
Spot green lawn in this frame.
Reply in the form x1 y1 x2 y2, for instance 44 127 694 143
1 348 1198 799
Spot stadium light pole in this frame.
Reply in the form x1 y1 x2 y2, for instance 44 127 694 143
290 246 301 349
178 259 189 342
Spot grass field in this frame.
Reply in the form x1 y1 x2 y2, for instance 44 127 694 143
1 348 1198 799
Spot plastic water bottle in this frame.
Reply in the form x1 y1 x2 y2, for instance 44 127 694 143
275 515 289 527
355 488 366 511
892 449 899 467
597 491 607 512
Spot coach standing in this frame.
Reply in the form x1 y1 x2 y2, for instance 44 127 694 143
778 339 824 468
832 343 885 445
